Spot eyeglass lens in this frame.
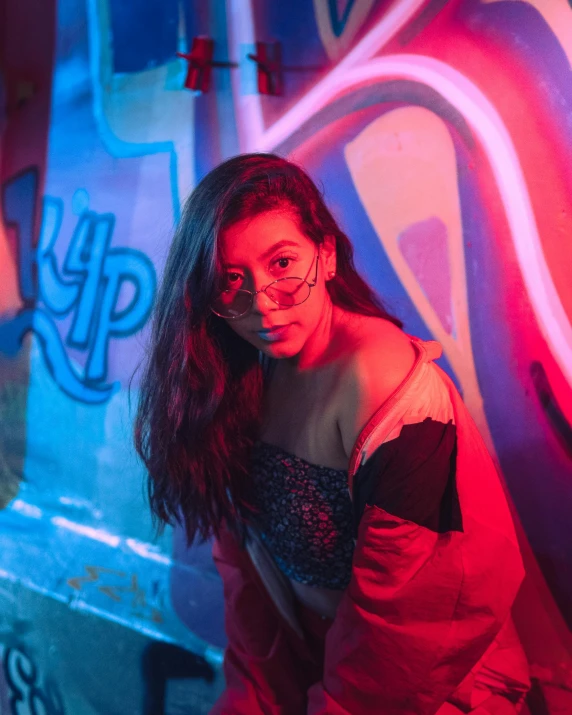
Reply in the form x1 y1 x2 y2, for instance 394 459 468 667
212 278 310 318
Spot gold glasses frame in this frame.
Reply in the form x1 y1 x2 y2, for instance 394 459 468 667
211 247 321 320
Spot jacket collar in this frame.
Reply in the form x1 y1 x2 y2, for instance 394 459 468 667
347 337 442 497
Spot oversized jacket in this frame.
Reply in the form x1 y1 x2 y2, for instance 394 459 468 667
210 337 530 714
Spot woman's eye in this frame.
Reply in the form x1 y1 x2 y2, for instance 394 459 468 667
223 255 296 287
225 273 242 286
273 255 296 270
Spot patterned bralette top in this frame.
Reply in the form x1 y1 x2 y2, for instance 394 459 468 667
249 439 355 590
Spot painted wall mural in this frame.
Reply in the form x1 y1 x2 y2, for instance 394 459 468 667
1 171 156 403
1 0 571 712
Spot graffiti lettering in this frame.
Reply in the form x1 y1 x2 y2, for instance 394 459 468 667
0 170 156 404
327 0 357 37
1 169 38 304
531 361 572 458
66 565 125 591
67 565 163 623
2 646 65 715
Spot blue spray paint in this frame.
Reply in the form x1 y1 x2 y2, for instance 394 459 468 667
0 170 156 404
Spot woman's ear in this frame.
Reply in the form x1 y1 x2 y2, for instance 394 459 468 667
322 235 337 277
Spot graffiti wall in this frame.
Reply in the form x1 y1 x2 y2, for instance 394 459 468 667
1 0 571 712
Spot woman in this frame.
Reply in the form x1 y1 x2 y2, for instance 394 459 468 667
135 153 530 714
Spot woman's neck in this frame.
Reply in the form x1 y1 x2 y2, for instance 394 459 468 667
282 304 357 376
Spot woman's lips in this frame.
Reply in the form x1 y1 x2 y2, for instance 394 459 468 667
256 325 290 341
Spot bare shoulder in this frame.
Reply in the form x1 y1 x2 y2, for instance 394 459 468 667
336 316 417 459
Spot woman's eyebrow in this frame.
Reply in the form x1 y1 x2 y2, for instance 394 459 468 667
223 240 301 267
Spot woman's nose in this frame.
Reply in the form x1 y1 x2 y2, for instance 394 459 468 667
251 286 275 313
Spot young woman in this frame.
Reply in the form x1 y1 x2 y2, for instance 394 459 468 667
135 153 530 714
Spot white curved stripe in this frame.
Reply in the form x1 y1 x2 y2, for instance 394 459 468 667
257 53 572 386
226 0 264 150
227 0 427 152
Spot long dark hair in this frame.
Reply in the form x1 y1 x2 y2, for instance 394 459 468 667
134 153 401 546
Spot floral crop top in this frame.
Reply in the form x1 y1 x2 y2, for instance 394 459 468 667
249 439 355 590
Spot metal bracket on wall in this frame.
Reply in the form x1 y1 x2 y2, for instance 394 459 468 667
178 38 324 96
177 37 238 93
247 41 284 96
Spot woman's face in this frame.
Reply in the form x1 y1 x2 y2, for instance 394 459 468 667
217 210 337 361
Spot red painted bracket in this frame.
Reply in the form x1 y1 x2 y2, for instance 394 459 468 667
177 37 239 93
247 41 283 96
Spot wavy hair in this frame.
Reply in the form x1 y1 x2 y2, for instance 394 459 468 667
134 153 401 546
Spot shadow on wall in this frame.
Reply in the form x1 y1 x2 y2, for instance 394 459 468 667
141 641 215 715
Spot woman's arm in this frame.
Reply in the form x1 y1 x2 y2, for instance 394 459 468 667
209 523 310 715
306 497 525 714
307 382 526 714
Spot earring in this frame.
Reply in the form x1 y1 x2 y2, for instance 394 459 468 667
328 271 336 279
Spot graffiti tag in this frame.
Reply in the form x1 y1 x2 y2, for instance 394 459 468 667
2 646 65 715
67 565 163 623
0 169 156 404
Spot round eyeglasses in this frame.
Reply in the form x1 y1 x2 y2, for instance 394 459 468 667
211 251 320 320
